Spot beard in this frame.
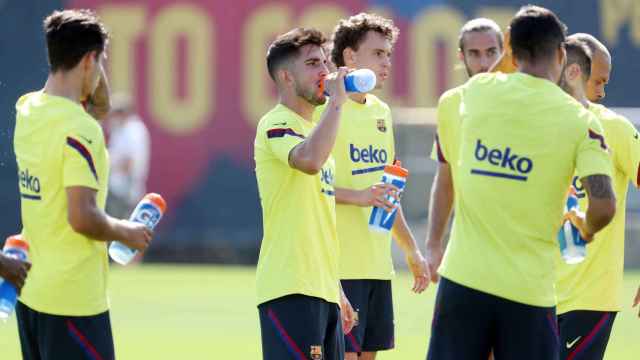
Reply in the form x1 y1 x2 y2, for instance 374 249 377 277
463 58 488 78
296 82 326 106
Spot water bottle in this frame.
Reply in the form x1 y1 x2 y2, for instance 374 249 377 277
368 161 409 233
321 68 377 95
0 234 29 320
557 191 586 264
109 193 166 265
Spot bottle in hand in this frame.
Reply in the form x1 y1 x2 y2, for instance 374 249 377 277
0 235 29 321
109 193 166 265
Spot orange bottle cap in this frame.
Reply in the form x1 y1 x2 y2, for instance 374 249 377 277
385 160 409 178
5 234 29 252
145 193 167 213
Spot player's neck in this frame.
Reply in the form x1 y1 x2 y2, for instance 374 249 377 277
517 63 557 84
574 92 589 109
280 94 315 122
349 93 367 104
43 72 84 105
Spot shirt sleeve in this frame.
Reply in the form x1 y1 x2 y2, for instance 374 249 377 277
63 126 102 190
264 116 306 166
431 90 460 163
575 113 612 180
613 115 640 187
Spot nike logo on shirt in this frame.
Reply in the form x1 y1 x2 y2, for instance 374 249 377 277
566 336 581 349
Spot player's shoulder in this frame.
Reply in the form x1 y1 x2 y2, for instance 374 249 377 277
465 71 505 88
258 104 299 129
438 85 464 106
15 91 40 111
365 93 390 111
592 103 637 136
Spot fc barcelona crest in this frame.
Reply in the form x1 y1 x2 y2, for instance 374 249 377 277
310 345 323 359
376 119 387 132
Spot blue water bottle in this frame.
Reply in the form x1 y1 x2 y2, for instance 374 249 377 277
322 68 377 94
557 191 587 264
109 193 166 265
368 161 409 233
0 234 29 320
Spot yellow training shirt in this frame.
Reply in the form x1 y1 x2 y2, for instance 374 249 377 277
315 94 395 280
14 91 110 316
254 104 339 305
439 73 612 307
556 103 640 313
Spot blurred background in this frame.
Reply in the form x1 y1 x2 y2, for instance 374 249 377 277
2 0 639 266
1 1 640 359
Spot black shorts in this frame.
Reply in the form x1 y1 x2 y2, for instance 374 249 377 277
16 301 115 360
258 294 344 360
340 279 394 353
558 310 617 360
427 277 559 360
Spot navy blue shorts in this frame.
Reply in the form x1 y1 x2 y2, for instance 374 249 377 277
558 310 617 360
16 301 115 360
340 279 394 354
427 277 559 360
258 294 344 360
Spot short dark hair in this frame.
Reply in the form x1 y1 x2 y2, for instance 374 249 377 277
266 28 326 81
44 9 109 73
565 38 592 80
331 13 399 67
509 5 567 64
458 18 503 51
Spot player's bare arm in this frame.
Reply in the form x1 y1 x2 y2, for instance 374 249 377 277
289 68 349 175
66 186 152 251
340 284 356 334
392 206 429 293
334 183 398 211
565 174 616 241
0 253 31 294
425 163 454 283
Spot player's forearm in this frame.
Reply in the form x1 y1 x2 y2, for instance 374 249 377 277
69 206 126 242
290 99 342 174
392 206 420 255
425 166 454 249
335 187 363 205
585 200 616 236
582 174 616 237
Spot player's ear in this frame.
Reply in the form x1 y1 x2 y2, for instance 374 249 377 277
457 49 464 62
276 68 293 87
569 64 581 82
81 51 97 72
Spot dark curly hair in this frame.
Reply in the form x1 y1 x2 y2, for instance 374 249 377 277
331 13 399 67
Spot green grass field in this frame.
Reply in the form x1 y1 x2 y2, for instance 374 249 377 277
0 265 638 359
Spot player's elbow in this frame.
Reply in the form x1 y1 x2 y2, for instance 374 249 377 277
590 198 617 231
68 210 96 236
290 152 322 175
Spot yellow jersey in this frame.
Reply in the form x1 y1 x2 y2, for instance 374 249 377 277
315 95 396 279
14 91 110 316
254 104 339 305
439 73 612 307
556 103 640 313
